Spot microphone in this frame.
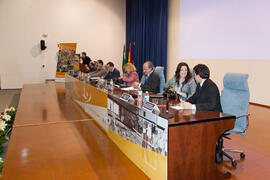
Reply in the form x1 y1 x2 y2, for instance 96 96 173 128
163 87 175 96
160 87 174 119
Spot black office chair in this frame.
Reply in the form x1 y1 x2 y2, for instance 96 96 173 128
216 73 250 166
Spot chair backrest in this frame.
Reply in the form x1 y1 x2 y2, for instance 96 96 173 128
141 73 146 84
221 73 250 136
140 66 165 94
190 68 194 77
154 66 165 94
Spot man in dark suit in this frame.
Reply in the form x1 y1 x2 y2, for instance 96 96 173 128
183 64 222 112
89 59 107 77
104 62 120 80
81 52 91 68
134 61 160 93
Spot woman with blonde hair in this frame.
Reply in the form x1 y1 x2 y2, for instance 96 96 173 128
122 63 139 87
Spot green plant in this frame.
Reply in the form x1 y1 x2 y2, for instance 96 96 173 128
0 106 16 173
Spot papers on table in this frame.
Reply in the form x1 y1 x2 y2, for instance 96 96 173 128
171 105 196 110
90 77 100 80
170 105 184 110
121 87 135 91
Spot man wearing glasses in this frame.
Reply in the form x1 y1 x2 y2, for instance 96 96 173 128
133 61 160 93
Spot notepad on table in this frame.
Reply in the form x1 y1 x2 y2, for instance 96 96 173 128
171 105 184 110
171 105 195 110
121 87 135 91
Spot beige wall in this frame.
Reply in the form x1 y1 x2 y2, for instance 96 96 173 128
0 0 125 88
168 0 270 106
1 0 269 106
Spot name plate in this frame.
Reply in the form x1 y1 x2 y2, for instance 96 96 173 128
120 93 135 103
143 101 160 114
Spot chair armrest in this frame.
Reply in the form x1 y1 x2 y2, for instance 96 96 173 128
236 113 250 133
236 114 249 118
246 114 250 131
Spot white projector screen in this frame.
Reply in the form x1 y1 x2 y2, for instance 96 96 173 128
179 0 270 59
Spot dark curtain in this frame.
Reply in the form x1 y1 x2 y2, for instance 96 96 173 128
126 0 168 79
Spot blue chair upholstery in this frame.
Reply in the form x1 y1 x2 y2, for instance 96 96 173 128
221 73 250 135
140 66 165 94
154 66 165 94
216 72 250 166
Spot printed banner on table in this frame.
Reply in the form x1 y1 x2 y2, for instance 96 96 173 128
65 75 168 180
107 95 168 180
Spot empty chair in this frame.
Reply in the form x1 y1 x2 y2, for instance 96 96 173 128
216 72 250 166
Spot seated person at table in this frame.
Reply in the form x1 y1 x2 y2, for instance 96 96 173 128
165 62 196 101
81 52 91 68
89 61 97 72
89 59 107 77
122 63 139 87
104 62 120 80
84 64 90 73
182 64 222 112
133 61 160 93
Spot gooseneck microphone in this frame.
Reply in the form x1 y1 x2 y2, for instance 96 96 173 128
160 87 174 119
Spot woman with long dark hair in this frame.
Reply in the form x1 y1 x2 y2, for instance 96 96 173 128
165 62 196 101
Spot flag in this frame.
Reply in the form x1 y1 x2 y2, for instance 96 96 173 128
122 44 126 73
131 41 135 64
128 43 132 63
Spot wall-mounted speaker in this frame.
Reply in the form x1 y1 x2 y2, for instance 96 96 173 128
40 40 47 50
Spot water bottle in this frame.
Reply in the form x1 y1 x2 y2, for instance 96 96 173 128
110 79 114 89
144 91 150 102
108 79 114 94
78 71 82 80
137 86 143 105
84 75 88 83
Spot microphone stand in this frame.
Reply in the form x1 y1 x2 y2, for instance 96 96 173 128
160 90 174 119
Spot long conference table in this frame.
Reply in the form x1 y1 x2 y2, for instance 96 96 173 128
2 75 235 180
